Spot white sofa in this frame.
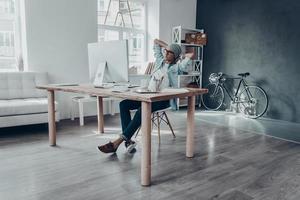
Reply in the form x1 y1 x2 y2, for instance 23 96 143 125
0 72 59 128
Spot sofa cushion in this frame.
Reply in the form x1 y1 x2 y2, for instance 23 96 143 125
0 72 48 100
0 98 57 117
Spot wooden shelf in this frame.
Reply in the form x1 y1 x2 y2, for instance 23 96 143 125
178 73 201 77
172 26 204 108
180 43 204 47
174 26 204 33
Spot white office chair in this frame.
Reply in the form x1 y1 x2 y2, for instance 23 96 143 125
70 95 114 126
134 62 176 143
134 107 176 143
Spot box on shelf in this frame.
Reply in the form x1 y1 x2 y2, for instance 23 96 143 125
186 81 199 88
185 32 207 45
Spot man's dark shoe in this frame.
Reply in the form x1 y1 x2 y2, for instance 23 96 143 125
98 142 117 153
125 140 137 154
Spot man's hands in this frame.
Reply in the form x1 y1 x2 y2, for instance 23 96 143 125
184 52 195 59
154 39 168 48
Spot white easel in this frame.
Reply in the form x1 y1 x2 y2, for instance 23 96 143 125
104 0 134 28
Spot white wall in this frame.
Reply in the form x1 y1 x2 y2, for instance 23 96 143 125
159 0 197 44
21 0 197 120
23 0 107 119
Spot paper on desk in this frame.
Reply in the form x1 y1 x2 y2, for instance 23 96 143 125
49 83 79 86
161 88 189 93
111 86 130 93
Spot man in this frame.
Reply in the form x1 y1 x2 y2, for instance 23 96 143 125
98 39 194 154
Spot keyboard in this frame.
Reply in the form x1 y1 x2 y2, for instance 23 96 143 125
111 85 130 93
134 88 159 93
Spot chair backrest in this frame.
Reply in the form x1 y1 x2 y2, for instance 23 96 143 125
0 72 48 100
144 62 155 75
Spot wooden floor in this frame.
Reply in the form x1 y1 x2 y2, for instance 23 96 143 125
0 111 300 200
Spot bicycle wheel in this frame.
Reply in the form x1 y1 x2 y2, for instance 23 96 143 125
201 83 225 110
237 85 268 119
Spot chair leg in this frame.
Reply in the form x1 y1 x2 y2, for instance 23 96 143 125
78 100 84 126
164 112 176 138
110 99 115 116
156 112 161 144
71 99 75 120
135 126 141 138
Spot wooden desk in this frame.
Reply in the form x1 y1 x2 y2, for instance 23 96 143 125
37 84 208 186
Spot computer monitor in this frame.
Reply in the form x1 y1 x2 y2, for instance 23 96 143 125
88 40 129 84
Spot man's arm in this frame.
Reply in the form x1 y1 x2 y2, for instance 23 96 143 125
154 39 168 48
177 52 195 73
153 39 168 65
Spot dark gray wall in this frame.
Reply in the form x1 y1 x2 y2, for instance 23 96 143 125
197 0 300 123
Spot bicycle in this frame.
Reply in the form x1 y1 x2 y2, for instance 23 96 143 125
201 72 269 119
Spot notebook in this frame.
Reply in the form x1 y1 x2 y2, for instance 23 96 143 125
134 88 159 94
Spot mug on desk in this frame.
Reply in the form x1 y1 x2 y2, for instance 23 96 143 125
148 76 164 92
140 79 149 89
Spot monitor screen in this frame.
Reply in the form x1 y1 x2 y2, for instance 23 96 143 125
88 40 129 84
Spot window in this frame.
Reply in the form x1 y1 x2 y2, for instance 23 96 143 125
98 1 105 11
97 0 147 74
0 0 20 71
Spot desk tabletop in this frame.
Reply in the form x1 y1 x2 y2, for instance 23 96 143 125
37 84 208 103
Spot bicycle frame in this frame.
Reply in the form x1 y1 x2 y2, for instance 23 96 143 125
219 77 253 104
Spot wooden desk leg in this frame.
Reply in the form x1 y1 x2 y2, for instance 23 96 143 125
97 96 104 133
141 102 151 186
48 90 56 146
186 96 195 158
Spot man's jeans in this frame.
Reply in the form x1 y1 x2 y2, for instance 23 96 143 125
119 99 170 141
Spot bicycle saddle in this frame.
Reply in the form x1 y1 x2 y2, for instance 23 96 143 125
238 72 250 77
